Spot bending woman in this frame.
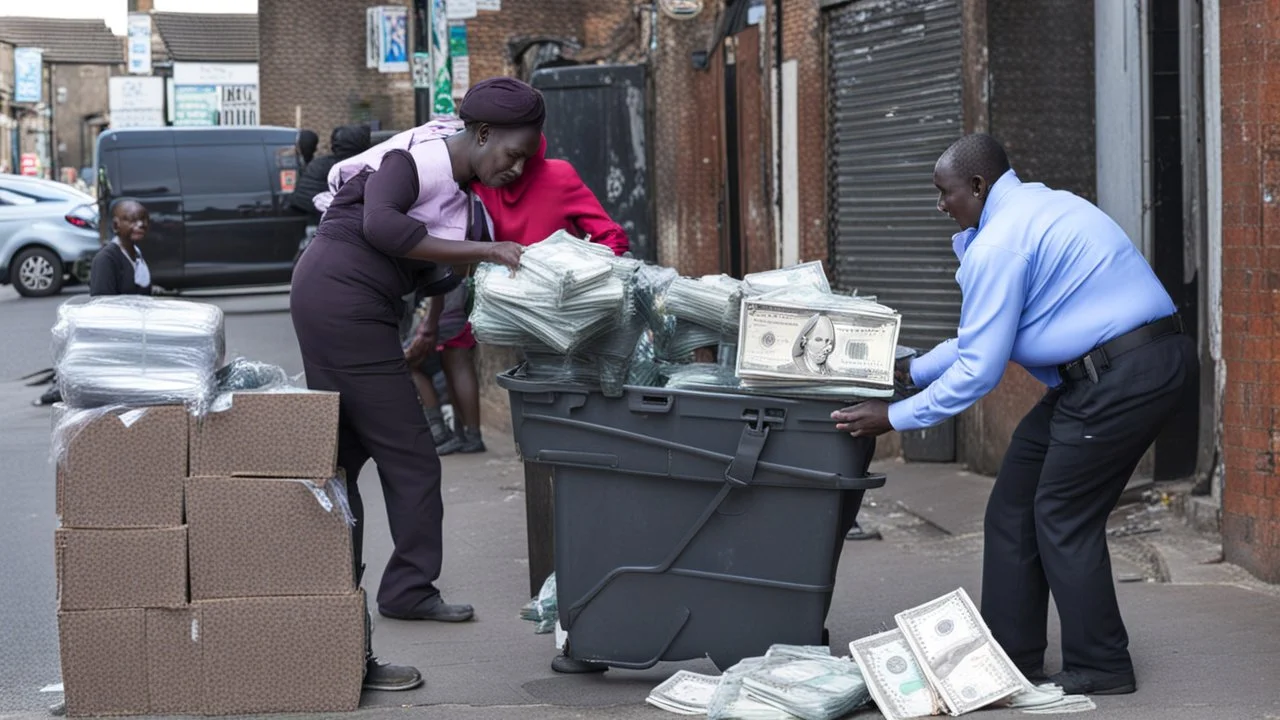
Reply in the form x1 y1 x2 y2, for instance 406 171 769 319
289 78 543 692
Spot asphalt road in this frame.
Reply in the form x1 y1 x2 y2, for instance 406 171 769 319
1 285 1277 720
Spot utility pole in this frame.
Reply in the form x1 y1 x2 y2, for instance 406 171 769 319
413 0 431 124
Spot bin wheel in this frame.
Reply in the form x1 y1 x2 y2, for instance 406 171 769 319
551 654 609 674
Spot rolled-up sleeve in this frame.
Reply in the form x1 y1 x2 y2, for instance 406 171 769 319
363 149 428 257
888 244 1029 431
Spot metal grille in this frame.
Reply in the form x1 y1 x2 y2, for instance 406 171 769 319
826 0 963 350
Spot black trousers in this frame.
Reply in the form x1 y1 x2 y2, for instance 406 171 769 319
981 333 1198 675
304 363 446 615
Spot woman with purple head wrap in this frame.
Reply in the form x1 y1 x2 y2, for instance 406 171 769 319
289 77 545 694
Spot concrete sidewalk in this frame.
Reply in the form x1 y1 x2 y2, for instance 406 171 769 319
22 437 1279 720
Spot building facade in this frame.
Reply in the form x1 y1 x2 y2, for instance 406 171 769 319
260 0 1280 583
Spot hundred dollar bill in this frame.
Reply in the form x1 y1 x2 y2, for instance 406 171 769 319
646 671 720 715
736 293 901 388
849 630 942 720
894 588 1026 716
743 261 832 296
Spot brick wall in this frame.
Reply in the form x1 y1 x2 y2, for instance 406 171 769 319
780 0 827 266
959 0 1097 474
1218 0 1280 583
260 0 637 148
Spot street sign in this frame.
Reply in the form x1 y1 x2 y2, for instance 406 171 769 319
15 48 42 104
127 14 153 75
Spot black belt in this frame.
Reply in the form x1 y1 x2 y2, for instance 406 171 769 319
1058 314 1184 383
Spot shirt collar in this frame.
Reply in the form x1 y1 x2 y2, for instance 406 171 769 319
978 168 1020 230
951 169 1020 261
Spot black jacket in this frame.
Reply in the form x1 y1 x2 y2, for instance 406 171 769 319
291 124 373 220
89 242 151 296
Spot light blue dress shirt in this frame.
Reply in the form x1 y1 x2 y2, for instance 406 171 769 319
887 170 1177 432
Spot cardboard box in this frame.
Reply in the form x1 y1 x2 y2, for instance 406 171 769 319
54 404 187 528
189 391 339 478
198 593 366 715
59 598 361 717
56 527 187 611
186 476 354 600
58 607 201 718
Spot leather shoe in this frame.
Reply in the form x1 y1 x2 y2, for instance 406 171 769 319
1047 669 1136 695
363 657 423 692
1019 665 1050 684
379 595 475 623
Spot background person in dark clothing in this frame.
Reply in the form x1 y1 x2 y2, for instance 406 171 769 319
90 199 153 297
297 129 319 168
291 125 373 222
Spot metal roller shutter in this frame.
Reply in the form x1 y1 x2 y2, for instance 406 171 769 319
826 0 963 350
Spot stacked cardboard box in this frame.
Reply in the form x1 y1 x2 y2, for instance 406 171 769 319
55 390 363 717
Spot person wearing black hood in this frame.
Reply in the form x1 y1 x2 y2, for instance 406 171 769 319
291 125 372 222
297 129 320 168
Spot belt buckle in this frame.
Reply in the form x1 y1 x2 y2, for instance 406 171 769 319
1083 354 1099 383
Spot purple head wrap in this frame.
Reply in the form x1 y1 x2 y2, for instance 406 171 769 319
458 77 545 128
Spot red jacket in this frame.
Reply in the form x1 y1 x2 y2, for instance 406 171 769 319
471 136 629 256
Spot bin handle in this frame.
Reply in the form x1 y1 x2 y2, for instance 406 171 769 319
724 423 769 488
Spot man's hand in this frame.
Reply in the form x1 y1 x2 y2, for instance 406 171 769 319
832 400 894 438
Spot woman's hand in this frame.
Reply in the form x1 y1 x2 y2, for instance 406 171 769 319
486 241 525 271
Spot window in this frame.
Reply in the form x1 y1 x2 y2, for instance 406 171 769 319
0 188 39 206
114 147 181 197
175 145 269 196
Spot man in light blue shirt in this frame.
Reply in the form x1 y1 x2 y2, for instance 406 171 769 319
833 134 1197 696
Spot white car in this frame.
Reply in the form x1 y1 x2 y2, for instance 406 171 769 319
0 175 101 298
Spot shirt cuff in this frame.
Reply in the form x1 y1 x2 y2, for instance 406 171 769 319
887 399 921 432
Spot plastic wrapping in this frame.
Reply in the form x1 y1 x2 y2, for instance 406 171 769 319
742 261 831 296
50 404 151 469
627 333 662 387
300 476 357 527
519 572 558 634
708 658 793 720
633 264 680 341
214 358 290 393
739 647 870 720
665 274 744 335
52 297 226 414
657 321 722 363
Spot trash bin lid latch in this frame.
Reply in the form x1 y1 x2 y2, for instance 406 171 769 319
725 422 770 488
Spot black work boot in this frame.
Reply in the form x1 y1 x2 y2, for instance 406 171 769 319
456 426 486 454
363 657 424 692
424 407 454 447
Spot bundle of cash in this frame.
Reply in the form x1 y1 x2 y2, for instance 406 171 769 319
737 287 901 390
1003 685 1097 715
709 658 800 720
893 588 1026 715
742 261 832 296
518 573 558 634
646 671 721 715
665 274 745 335
849 630 943 720
740 647 871 720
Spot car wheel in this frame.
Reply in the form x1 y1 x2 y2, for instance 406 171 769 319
11 247 64 298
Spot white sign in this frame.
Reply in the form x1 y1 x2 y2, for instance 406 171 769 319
378 5 410 73
447 0 478 20
218 85 259 126
173 62 259 87
14 48 42 104
127 14 152 75
476 0 500 10
366 7 381 69
451 56 470 98
109 76 165 128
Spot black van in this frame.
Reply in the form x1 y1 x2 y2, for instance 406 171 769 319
93 126 306 290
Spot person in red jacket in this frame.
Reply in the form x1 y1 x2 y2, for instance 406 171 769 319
406 135 629 455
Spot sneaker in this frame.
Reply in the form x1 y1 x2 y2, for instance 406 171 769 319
456 427 486 454
363 657 423 692
1047 669 1136 696
435 434 464 456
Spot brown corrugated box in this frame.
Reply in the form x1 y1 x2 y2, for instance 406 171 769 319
198 593 366 715
188 391 339 478
59 595 364 717
186 476 354 600
56 527 187 611
54 404 187 528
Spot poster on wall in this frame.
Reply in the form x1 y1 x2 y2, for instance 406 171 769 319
218 85 259 126
429 0 454 115
366 7 381 69
476 0 500 10
109 76 165 128
127 13 152 75
14 48 42 104
449 23 470 99
378 5 410 73
173 85 219 126
412 52 432 89
447 0 478 20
